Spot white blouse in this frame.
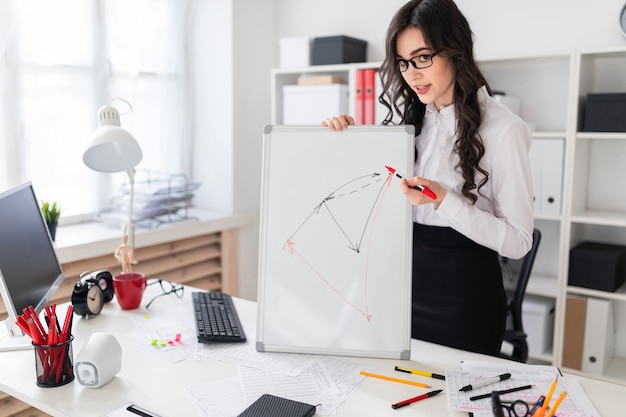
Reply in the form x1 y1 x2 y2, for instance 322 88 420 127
413 86 534 259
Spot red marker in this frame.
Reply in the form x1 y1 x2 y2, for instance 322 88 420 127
391 389 443 409
385 165 437 200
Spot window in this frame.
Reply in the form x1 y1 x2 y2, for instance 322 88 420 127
0 0 191 219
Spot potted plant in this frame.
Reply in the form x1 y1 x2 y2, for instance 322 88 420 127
41 201 61 241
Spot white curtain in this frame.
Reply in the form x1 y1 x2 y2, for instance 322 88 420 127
0 0 191 218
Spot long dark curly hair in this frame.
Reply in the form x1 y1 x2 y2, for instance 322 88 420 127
379 0 491 204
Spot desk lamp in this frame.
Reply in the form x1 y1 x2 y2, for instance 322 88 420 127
83 101 143 271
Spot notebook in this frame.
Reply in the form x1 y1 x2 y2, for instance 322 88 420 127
237 394 316 417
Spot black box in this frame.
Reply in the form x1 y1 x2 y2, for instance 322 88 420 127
584 93 626 132
312 35 367 65
568 241 626 292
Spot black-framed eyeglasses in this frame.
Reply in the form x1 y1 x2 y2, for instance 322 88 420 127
397 49 443 72
491 392 545 417
145 279 184 308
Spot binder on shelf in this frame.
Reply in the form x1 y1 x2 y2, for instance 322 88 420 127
581 297 615 375
528 138 564 216
562 295 586 370
540 138 564 215
374 67 385 124
528 139 543 214
354 69 364 124
363 68 376 125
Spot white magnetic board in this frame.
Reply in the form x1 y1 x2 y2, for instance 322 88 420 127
256 125 414 359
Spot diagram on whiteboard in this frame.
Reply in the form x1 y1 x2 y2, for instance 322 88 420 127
281 167 399 322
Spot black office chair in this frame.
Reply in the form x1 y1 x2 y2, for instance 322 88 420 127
498 228 541 363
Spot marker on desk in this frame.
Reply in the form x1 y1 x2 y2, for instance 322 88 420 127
385 165 437 199
459 372 511 392
391 389 443 409
469 384 534 401
394 365 446 380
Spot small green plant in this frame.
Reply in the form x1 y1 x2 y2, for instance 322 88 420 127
41 201 61 224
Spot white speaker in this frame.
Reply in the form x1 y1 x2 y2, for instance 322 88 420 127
74 332 122 388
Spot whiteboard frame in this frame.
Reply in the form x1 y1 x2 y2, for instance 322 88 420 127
256 125 414 359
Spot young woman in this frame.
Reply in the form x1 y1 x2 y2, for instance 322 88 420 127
323 0 534 356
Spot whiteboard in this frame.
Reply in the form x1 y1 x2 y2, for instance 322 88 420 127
256 125 414 359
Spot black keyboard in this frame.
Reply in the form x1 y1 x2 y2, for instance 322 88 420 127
192 291 247 343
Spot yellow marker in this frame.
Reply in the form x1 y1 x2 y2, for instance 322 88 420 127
359 371 431 388
395 365 446 380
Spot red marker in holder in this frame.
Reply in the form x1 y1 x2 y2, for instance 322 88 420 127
385 165 437 200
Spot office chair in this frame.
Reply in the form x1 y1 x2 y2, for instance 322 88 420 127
499 228 542 363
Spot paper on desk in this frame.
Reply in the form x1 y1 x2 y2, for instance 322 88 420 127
184 358 367 417
125 303 197 363
194 323 317 377
240 357 366 416
185 377 247 417
446 360 601 417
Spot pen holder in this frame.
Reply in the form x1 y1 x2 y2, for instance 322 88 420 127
33 335 75 387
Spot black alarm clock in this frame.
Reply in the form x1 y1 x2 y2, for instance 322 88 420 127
71 270 115 317
81 270 115 301
72 280 104 317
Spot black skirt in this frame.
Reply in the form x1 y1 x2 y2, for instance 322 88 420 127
411 223 506 356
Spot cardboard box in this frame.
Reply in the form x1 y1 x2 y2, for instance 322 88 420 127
569 241 626 292
584 93 626 132
282 84 349 125
522 294 555 355
312 35 367 65
279 37 311 68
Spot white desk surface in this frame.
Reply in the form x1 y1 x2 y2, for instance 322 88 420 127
1 284 624 417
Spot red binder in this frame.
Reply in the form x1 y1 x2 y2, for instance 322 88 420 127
354 69 364 124
363 68 376 124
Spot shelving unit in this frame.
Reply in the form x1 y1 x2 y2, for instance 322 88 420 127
270 45 626 385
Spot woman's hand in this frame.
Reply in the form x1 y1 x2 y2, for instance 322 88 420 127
400 177 447 209
321 114 354 131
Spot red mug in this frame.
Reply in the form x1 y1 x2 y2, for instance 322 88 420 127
113 272 147 310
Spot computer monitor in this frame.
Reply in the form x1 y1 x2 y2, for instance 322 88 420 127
0 182 65 351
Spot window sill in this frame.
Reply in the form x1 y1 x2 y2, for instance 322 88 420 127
53 208 257 264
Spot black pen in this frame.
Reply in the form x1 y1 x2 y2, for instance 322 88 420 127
460 372 511 392
391 389 443 409
469 384 534 401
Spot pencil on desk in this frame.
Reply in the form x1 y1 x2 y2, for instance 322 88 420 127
359 371 431 388
545 391 567 417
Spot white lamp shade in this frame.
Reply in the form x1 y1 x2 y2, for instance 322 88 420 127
83 105 143 173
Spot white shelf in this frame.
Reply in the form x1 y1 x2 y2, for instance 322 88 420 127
567 283 626 302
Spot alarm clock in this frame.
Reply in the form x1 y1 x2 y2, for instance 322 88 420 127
71 270 114 317
71 280 104 317
80 270 115 302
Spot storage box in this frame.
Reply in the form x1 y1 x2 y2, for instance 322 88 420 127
312 35 367 65
522 295 555 355
568 241 626 292
282 84 349 125
584 93 626 132
279 37 311 68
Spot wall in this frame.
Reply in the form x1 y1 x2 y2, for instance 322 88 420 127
194 0 626 301
191 0 276 301
276 0 626 60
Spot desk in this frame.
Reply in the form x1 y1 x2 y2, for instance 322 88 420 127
1 284 624 417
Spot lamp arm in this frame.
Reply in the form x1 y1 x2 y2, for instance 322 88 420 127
126 168 136 255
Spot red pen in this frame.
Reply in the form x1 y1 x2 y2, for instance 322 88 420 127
385 165 437 200
391 389 443 409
